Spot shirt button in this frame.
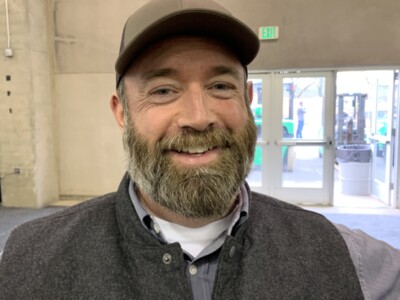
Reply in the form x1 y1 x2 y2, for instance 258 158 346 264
189 264 198 275
163 253 172 265
229 246 236 258
151 221 161 234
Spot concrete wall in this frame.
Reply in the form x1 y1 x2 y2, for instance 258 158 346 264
0 0 58 207
1 0 400 207
51 0 137 196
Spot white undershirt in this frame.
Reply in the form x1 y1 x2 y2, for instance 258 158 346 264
152 211 237 258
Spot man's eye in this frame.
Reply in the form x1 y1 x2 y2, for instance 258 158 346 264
209 83 236 98
151 88 173 95
148 87 179 103
213 83 232 90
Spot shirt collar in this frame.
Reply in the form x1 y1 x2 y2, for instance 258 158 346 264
128 180 249 235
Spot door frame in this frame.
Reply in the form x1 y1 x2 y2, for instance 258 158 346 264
393 70 400 208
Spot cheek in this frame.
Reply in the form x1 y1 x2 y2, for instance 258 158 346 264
216 102 249 131
129 107 175 143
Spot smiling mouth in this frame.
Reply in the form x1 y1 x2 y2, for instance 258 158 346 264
167 146 222 166
173 146 216 155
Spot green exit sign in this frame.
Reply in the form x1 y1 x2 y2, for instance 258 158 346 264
259 26 279 40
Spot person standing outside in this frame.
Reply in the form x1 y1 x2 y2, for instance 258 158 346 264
296 101 306 138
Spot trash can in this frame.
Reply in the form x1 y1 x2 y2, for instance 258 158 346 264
336 144 372 195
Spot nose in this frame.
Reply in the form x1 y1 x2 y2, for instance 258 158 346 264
177 85 216 131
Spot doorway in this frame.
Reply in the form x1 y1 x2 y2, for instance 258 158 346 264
334 70 399 208
247 72 335 206
246 70 399 209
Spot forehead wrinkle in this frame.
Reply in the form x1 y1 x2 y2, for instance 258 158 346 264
208 65 242 82
141 68 179 82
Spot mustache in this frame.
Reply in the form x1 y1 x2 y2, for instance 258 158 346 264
156 128 235 152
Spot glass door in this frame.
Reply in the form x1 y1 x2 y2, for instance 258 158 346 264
247 72 335 205
370 71 397 206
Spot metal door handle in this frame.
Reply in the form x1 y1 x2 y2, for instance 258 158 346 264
256 139 269 146
275 140 331 146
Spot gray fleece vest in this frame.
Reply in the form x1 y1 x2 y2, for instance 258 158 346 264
0 175 363 299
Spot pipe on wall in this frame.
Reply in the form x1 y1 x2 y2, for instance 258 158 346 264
5 0 10 47
4 0 12 56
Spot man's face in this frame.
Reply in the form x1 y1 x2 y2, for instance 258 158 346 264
120 37 257 219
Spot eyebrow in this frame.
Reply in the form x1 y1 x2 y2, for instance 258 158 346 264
208 65 242 81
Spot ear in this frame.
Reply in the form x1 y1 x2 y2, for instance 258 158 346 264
246 80 253 105
110 93 125 130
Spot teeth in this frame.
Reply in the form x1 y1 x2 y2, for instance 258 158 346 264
181 146 210 154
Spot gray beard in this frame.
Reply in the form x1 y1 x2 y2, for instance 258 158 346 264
123 112 257 220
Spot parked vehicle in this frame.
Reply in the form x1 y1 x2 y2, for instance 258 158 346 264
251 106 295 168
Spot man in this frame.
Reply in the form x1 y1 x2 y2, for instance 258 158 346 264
296 101 306 138
0 0 399 299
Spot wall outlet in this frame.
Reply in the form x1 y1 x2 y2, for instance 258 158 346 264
4 48 13 57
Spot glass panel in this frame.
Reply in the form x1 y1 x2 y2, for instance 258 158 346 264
373 142 387 182
282 80 295 138
282 146 323 188
247 145 262 186
280 77 325 188
282 77 325 139
336 94 368 146
336 71 393 146
247 78 263 187
394 71 399 131
250 78 263 139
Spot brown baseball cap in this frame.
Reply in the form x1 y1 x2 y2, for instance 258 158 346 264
115 0 260 87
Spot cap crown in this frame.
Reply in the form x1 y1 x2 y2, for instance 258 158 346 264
116 0 259 87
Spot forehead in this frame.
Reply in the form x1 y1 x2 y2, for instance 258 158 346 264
125 36 245 78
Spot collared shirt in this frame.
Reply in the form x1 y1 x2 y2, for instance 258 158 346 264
128 181 400 300
129 181 248 299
